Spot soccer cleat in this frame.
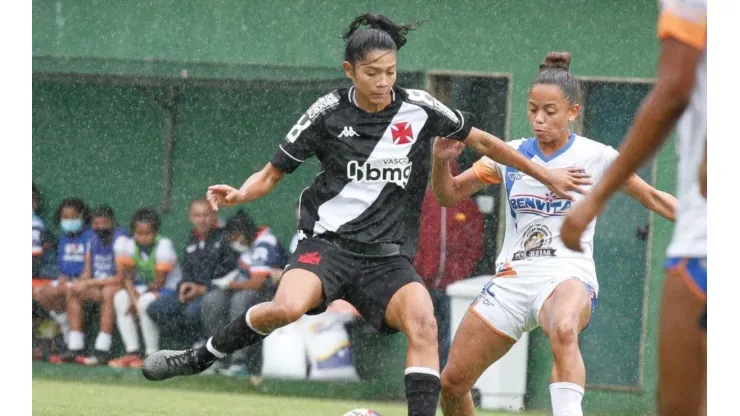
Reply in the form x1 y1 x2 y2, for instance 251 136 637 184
141 348 216 381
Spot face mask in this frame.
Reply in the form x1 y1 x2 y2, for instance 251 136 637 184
60 218 83 234
95 228 113 242
231 242 249 253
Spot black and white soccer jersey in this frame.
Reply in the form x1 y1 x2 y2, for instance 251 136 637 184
270 85 474 246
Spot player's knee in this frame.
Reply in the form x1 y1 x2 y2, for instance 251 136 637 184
550 316 580 348
405 311 438 347
440 367 469 397
64 282 77 298
270 300 306 324
102 285 117 300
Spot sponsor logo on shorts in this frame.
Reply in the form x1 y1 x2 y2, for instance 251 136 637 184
512 224 556 260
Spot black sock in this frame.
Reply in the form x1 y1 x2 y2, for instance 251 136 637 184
206 309 267 358
405 371 441 416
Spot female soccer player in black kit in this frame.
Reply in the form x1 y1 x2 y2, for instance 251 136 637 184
143 13 588 416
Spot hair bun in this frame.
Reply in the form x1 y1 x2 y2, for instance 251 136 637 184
539 51 571 72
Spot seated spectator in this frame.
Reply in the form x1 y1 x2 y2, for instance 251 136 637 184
33 197 91 348
109 208 182 368
52 206 128 365
146 199 239 348
201 210 286 376
32 184 59 360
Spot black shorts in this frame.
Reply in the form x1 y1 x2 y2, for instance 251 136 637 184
284 235 423 334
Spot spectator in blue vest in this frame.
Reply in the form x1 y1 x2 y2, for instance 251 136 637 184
32 184 58 360
51 206 128 365
33 197 91 347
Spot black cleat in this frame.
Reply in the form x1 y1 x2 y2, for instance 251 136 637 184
141 348 216 381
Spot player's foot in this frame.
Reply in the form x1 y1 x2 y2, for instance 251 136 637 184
141 348 216 381
108 353 142 368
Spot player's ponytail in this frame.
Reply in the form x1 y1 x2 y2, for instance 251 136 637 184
532 51 581 105
342 13 423 64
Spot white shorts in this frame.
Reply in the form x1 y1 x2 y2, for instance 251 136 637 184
469 274 597 341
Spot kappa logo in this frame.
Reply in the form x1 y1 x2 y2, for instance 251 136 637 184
338 126 360 138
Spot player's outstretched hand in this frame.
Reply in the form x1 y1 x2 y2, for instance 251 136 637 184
433 137 465 161
544 167 593 201
561 196 604 252
206 184 244 211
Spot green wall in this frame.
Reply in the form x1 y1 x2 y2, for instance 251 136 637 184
33 0 659 139
32 1 675 413
32 81 329 246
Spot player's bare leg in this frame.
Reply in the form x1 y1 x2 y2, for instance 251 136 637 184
440 310 514 416
538 279 593 416
142 269 323 381
384 281 443 416
657 266 706 416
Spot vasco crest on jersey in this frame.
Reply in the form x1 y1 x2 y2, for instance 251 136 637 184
512 224 556 260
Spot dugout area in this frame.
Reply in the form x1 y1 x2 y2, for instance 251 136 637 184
32 54 675 414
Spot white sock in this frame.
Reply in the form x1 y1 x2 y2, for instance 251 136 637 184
94 332 112 352
404 367 441 378
50 311 70 344
114 290 140 354
68 330 84 351
206 337 227 359
550 382 584 416
137 293 160 356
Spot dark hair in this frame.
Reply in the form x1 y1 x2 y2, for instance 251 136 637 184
531 51 581 105
91 205 116 222
130 207 160 234
32 183 43 214
225 209 258 244
54 197 91 226
343 13 422 64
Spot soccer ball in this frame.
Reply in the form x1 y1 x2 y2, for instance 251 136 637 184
342 409 382 416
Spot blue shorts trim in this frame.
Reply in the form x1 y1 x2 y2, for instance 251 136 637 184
582 283 598 332
665 257 707 295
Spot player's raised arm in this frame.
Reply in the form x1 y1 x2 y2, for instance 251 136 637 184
430 138 488 206
561 22 704 251
463 127 590 201
207 164 284 211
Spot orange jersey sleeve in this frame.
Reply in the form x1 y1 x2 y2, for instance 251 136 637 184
657 0 707 50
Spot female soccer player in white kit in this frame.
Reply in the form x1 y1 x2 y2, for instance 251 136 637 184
432 52 677 416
